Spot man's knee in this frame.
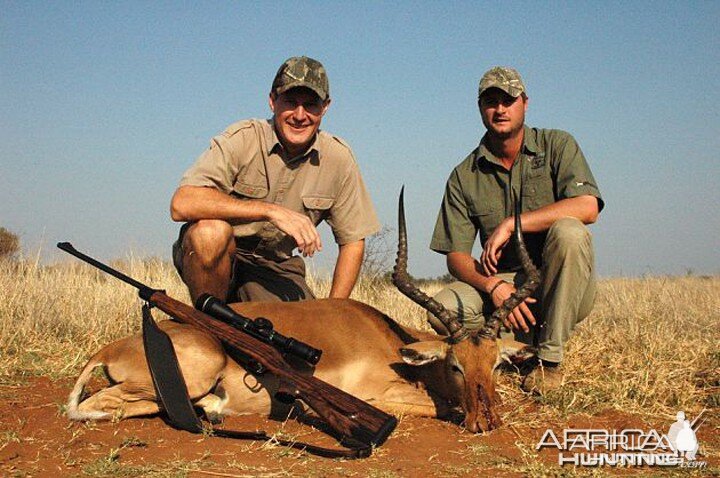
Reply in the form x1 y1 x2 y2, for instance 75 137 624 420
545 217 592 257
183 220 235 265
427 282 485 332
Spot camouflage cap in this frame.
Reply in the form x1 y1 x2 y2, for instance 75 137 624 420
478 66 526 99
271 56 329 101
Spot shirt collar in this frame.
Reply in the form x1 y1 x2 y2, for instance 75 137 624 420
475 125 538 167
266 117 321 163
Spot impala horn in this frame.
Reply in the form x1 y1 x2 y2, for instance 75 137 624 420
392 187 470 343
478 190 541 339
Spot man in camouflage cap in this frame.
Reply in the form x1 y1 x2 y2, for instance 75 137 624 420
478 66 526 98
171 56 379 305
429 66 604 394
271 56 329 101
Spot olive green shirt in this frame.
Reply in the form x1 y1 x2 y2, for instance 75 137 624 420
430 126 603 272
179 119 380 260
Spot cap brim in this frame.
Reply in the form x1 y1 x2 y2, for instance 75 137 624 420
274 82 327 101
479 85 524 98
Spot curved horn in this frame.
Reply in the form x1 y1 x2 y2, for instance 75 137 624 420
478 190 542 339
392 187 470 343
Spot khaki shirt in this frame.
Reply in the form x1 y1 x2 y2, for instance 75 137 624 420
179 119 380 260
430 126 603 272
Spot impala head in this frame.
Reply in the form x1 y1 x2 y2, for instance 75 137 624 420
392 187 540 432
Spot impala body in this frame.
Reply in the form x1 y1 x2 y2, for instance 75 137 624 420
68 298 532 432
68 191 539 433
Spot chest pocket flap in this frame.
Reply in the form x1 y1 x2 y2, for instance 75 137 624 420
466 194 500 217
233 182 268 199
302 196 333 225
466 196 503 239
302 196 334 210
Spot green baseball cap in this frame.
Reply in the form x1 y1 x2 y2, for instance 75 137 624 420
478 66 526 98
271 56 330 101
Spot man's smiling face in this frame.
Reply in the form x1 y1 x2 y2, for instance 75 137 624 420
270 87 330 158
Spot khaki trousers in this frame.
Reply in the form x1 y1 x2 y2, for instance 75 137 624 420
172 224 315 303
429 217 596 363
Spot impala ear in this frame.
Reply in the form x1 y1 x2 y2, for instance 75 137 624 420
400 341 450 366
498 340 537 366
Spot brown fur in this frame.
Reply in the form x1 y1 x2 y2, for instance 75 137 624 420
68 298 531 432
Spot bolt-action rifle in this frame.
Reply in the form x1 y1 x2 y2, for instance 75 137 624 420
57 242 396 457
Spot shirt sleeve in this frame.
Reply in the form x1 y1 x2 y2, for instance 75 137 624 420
429 168 477 254
552 132 604 212
178 124 249 194
326 154 381 245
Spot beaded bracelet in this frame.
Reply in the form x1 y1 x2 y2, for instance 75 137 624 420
488 280 507 296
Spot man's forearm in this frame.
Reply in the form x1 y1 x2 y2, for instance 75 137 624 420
479 195 598 276
447 251 502 294
329 240 365 298
170 186 273 223
171 185 323 257
505 195 599 234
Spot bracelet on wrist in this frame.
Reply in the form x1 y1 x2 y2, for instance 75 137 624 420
488 280 507 296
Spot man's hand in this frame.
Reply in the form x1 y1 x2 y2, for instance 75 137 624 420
479 196 600 275
480 218 513 275
489 279 536 333
266 205 322 257
171 186 323 256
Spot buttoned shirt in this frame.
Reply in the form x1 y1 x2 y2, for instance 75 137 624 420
430 126 603 272
179 119 380 260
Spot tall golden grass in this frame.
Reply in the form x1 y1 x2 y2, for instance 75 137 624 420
0 255 717 422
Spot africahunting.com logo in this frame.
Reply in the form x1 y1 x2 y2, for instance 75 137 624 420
536 410 707 468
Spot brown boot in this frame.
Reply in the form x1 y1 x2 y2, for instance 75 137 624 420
521 364 563 394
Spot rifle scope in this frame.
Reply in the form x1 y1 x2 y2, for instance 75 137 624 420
195 294 322 366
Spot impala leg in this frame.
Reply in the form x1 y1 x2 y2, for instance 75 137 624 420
116 399 161 418
367 400 438 417
78 383 158 420
194 393 227 423
364 382 443 418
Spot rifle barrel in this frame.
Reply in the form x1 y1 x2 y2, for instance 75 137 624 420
56 241 397 447
57 242 157 300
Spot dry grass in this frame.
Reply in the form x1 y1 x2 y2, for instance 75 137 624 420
0 254 189 382
550 276 720 417
0 255 718 424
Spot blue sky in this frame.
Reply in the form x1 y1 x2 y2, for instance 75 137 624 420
1 2 718 278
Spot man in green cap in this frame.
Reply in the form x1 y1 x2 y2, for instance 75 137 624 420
171 56 379 304
429 66 604 394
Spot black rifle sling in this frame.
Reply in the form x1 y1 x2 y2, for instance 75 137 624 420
142 304 204 432
141 305 371 459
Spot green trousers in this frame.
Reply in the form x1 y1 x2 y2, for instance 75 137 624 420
429 217 597 363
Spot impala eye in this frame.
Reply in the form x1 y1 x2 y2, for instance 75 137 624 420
451 364 463 375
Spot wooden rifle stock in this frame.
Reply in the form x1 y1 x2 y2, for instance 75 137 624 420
147 291 397 447
55 242 395 451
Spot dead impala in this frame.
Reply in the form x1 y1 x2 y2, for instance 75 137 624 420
67 192 539 432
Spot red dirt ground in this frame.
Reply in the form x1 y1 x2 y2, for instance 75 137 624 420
0 377 717 477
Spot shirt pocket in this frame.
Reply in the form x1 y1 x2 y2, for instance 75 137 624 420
522 170 555 211
232 181 268 200
302 196 334 225
468 201 502 245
